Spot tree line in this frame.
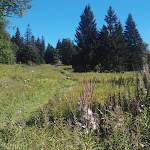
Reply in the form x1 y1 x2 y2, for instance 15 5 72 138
73 5 147 72
0 4 149 72
0 23 76 65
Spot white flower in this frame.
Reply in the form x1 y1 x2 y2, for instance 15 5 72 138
88 109 92 116
140 144 145 148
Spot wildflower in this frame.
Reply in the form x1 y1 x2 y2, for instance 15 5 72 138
20 122 26 127
138 108 143 113
10 120 14 125
32 70 34 73
0 112 3 115
140 144 145 148
16 109 22 114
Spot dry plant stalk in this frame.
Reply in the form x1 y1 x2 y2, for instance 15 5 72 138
78 77 99 134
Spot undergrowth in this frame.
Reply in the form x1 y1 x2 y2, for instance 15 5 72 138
0 64 150 149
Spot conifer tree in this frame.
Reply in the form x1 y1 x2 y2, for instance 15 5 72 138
11 27 24 62
124 14 145 70
40 36 45 62
35 37 41 57
24 24 32 45
112 21 129 71
56 39 62 50
56 39 62 61
97 6 129 72
14 27 23 47
74 4 98 72
44 44 58 64
96 25 110 71
104 6 118 70
104 6 117 35
17 24 41 64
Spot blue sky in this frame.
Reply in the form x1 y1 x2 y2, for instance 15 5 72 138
7 0 150 48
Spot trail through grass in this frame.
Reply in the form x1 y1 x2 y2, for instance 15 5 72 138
1 64 149 150
0 64 77 129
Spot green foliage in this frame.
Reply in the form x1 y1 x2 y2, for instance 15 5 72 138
12 25 43 64
104 6 117 35
73 5 145 73
0 22 16 64
0 64 150 149
73 4 98 72
58 38 76 65
124 14 145 71
18 44 41 64
97 7 129 72
44 44 59 64
0 0 32 17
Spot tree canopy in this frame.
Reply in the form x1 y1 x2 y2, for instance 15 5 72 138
0 0 32 17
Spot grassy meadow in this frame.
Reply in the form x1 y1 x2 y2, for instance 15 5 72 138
0 64 150 149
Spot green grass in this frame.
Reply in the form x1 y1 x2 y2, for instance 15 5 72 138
0 64 150 149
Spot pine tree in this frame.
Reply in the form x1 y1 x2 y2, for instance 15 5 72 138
40 36 45 62
16 24 41 64
44 44 58 64
24 24 32 45
97 6 129 72
104 6 118 71
97 25 110 71
56 39 62 62
74 4 98 72
56 39 62 50
11 27 24 62
104 6 117 35
111 21 129 71
124 14 145 70
14 27 23 47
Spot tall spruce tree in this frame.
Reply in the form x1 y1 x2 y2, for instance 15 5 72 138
11 27 24 62
56 39 62 61
97 6 129 71
112 21 129 71
124 14 145 70
96 25 110 71
104 6 118 70
24 24 32 45
14 27 23 47
56 39 62 50
74 4 98 72
104 6 117 35
40 36 45 62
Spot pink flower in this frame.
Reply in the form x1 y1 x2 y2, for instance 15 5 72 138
20 122 26 127
16 109 21 114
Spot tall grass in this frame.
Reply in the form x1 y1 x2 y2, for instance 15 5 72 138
0 64 150 149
